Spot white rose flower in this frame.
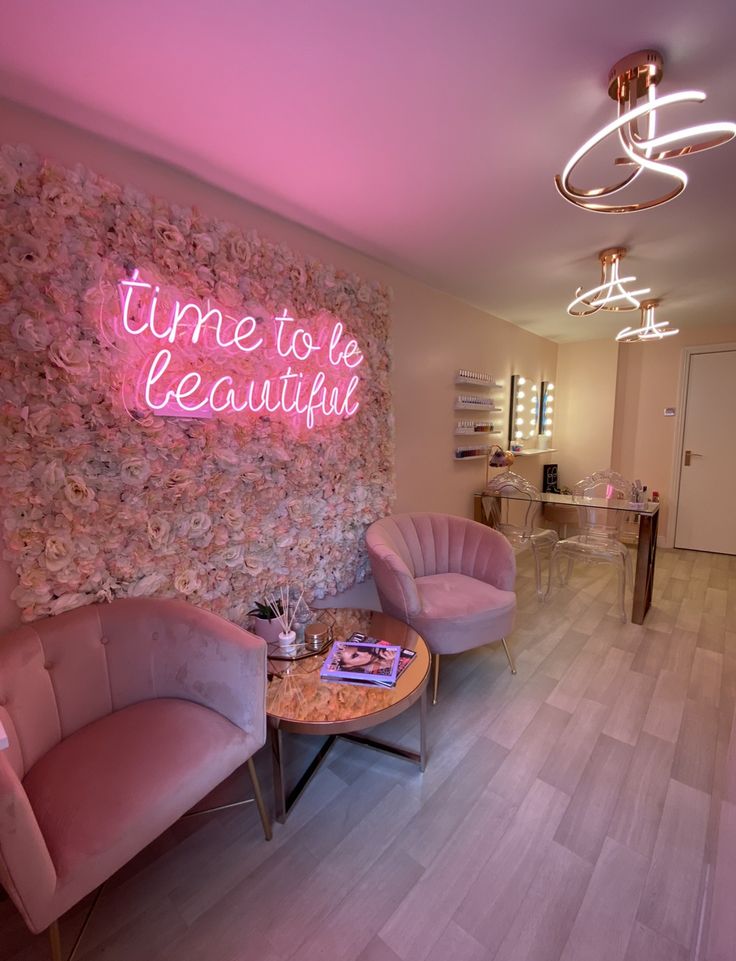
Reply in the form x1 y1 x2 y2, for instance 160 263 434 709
218 545 245 568
188 512 212 537
193 232 218 260
120 456 152 486
146 515 171 549
174 568 201 595
40 182 81 217
8 233 48 273
25 406 55 438
64 475 96 509
243 556 265 575
12 314 52 352
44 535 73 572
48 339 91 376
153 219 186 251
222 507 245 530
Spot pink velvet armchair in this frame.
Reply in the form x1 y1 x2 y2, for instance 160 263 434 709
0 597 269 958
366 513 517 702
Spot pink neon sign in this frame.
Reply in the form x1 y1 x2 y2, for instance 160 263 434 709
107 270 363 431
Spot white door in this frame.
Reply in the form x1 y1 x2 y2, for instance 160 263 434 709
675 348 736 553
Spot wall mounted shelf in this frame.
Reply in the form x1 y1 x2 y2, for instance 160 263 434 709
455 398 503 411
455 374 504 388
513 448 558 457
453 370 504 459
455 428 502 436
454 447 491 460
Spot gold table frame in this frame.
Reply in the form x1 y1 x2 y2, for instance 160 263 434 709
267 609 430 822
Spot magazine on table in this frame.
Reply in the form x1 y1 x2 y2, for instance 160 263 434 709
320 633 413 687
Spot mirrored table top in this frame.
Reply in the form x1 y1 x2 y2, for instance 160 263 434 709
266 608 430 730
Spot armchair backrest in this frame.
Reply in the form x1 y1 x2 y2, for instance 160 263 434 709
0 596 253 780
366 513 515 621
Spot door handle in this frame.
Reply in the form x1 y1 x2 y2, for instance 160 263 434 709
684 450 704 466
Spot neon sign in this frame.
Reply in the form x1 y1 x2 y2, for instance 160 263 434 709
108 270 363 431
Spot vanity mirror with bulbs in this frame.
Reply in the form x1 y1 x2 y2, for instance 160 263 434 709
508 375 539 451
538 380 555 446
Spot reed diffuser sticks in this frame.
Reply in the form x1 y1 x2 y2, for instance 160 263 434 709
267 585 305 637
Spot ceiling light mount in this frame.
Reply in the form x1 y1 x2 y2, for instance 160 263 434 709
555 49 736 213
607 49 663 101
567 246 650 316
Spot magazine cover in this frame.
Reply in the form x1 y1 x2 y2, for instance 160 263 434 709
320 634 402 687
396 647 417 678
357 634 417 679
323 646 417 688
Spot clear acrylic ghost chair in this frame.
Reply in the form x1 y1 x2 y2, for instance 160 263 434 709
482 471 558 598
546 469 634 621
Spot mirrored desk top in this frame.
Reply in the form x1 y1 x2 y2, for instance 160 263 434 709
478 490 659 515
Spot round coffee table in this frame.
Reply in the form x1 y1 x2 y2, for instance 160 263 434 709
266 607 430 822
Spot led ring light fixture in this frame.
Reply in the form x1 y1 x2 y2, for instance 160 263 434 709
567 247 650 316
555 50 736 213
616 299 679 342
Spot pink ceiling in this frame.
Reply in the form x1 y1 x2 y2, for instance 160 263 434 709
1 0 735 341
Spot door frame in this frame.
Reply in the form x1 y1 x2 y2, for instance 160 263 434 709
669 342 736 549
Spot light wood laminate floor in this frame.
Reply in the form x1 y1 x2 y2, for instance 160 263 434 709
2 547 735 961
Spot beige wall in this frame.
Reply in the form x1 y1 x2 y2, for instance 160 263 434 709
0 99 557 631
554 340 619 489
612 322 736 544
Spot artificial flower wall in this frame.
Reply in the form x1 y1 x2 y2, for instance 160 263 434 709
0 143 394 623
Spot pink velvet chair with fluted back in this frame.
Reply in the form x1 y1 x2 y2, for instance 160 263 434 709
0 597 269 960
366 513 517 703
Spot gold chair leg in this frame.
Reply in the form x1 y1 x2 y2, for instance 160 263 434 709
501 637 517 675
432 654 440 705
247 757 272 841
48 921 62 961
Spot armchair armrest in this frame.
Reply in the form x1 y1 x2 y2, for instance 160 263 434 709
99 599 267 744
471 524 517 592
156 608 266 738
0 748 57 933
366 543 422 619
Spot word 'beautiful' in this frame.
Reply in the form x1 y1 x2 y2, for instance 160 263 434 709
117 270 363 430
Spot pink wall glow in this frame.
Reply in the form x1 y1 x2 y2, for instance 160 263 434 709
0 98 558 631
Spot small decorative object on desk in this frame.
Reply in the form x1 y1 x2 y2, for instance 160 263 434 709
248 598 284 644
629 479 647 504
320 633 402 688
304 620 331 651
261 585 307 655
486 445 516 486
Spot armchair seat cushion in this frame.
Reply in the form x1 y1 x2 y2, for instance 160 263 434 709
23 698 254 884
413 573 516 655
